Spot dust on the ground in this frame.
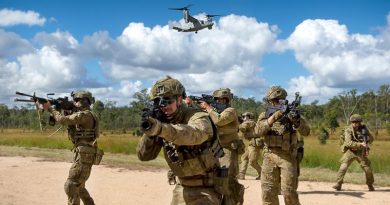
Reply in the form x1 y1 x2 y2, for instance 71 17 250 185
0 156 389 205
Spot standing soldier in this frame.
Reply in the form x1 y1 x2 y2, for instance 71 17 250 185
137 76 224 205
333 114 375 191
255 86 310 205
42 91 103 205
237 112 263 180
199 88 245 205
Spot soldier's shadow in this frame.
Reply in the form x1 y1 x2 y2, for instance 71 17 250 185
299 190 365 198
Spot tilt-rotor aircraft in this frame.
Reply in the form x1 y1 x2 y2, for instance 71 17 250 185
169 4 221 34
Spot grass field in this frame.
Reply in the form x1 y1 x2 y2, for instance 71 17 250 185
1 128 390 186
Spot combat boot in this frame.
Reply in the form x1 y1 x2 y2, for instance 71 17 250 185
368 185 375 191
237 173 245 180
332 183 342 191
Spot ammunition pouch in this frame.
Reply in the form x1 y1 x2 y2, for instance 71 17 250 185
77 146 96 164
251 138 265 148
264 134 291 151
166 135 223 178
94 148 104 165
297 147 304 163
213 166 230 195
231 139 245 155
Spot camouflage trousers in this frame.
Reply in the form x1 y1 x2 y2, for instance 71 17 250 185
171 184 222 205
65 146 95 205
336 149 374 186
261 149 300 205
220 147 245 205
239 145 262 176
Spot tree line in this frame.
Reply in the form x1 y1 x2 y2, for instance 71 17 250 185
1 84 389 136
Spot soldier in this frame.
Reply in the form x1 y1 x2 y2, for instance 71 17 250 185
237 112 263 180
333 114 375 191
137 76 224 205
199 88 245 205
255 86 310 205
41 91 103 205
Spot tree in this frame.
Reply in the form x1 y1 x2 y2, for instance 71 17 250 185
318 127 329 144
325 110 339 134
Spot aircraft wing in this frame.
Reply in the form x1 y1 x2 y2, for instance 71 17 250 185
172 26 184 32
187 15 202 27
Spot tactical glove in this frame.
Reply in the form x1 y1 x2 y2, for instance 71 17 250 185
288 111 301 127
267 110 283 125
141 117 162 137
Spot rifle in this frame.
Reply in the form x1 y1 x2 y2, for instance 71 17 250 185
188 94 217 107
140 97 181 163
361 128 370 157
15 91 76 129
265 92 302 121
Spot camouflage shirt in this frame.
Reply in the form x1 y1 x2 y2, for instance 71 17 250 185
207 107 239 146
137 106 214 161
344 124 374 150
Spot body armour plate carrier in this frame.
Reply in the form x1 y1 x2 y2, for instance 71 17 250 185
68 110 99 144
265 121 296 151
165 115 223 178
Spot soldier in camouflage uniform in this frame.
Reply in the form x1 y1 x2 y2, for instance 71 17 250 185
255 86 310 205
42 91 102 205
137 76 224 205
237 112 263 180
199 88 245 205
333 114 375 191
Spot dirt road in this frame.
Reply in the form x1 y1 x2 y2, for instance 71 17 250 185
0 156 389 205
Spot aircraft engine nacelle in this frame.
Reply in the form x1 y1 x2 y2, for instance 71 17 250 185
183 9 189 23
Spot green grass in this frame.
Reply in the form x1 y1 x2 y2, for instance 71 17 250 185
2 129 390 186
0 129 142 154
303 137 390 175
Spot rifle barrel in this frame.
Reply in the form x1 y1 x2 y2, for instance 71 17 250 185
15 91 34 97
14 99 34 102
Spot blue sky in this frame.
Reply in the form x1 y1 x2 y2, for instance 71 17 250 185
1 0 390 106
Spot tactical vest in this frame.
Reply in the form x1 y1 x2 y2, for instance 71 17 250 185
344 125 369 152
214 107 240 146
68 110 99 145
165 109 223 179
264 120 297 151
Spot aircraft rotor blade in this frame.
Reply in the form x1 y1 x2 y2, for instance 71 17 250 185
206 14 222 18
168 4 193 11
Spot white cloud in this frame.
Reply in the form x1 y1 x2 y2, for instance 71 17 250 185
281 18 390 102
0 9 46 27
33 30 79 55
87 15 277 95
0 29 35 57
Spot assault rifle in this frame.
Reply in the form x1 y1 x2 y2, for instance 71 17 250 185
189 94 214 104
141 97 180 163
265 92 302 121
361 128 370 157
15 91 75 130
188 94 217 107
141 97 170 130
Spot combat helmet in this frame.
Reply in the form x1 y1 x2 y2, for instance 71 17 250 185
150 76 186 100
71 91 95 105
213 88 233 102
266 86 287 101
242 112 254 119
350 114 363 123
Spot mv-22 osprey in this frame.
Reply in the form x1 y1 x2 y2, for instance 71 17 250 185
169 4 221 34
